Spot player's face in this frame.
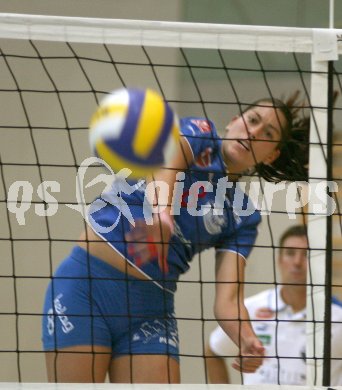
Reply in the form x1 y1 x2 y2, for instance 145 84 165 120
278 235 308 286
222 103 286 174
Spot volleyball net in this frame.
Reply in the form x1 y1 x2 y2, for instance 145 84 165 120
0 13 342 387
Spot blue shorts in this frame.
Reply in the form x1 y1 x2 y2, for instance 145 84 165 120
42 246 179 360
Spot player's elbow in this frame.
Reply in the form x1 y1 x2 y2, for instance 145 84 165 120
214 295 238 322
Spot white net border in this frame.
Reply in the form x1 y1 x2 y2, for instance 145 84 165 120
0 12 341 54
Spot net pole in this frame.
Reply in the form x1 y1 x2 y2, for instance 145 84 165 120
306 57 329 385
322 60 334 387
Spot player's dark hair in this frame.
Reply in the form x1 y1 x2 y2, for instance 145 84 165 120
244 92 309 182
279 224 307 249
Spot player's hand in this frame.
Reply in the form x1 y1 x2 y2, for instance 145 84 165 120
125 210 174 273
231 337 265 373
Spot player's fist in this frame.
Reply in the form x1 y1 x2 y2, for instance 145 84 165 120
232 337 265 373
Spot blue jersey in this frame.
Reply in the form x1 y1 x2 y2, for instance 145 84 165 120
88 117 261 286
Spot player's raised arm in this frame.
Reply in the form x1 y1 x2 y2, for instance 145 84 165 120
125 134 193 272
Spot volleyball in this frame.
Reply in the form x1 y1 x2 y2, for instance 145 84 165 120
89 87 180 179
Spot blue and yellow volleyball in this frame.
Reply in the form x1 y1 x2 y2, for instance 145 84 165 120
89 88 180 179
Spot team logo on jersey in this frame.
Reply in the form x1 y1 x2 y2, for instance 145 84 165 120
195 147 213 167
255 307 274 319
254 323 269 332
181 184 207 207
257 334 271 346
191 119 211 133
203 202 227 234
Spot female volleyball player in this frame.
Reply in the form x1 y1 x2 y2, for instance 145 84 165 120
42 94 309 383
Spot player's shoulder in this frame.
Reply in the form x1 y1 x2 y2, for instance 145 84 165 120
245 289 272 310
180 117 218 136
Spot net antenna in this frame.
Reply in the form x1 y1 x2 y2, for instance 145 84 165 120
329 0 335 29
0 12 341 386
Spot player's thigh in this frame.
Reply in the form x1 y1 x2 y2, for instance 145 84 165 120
109 354 180 383
45 345 112 383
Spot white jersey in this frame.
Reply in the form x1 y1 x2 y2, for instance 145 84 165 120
209 288 342 385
